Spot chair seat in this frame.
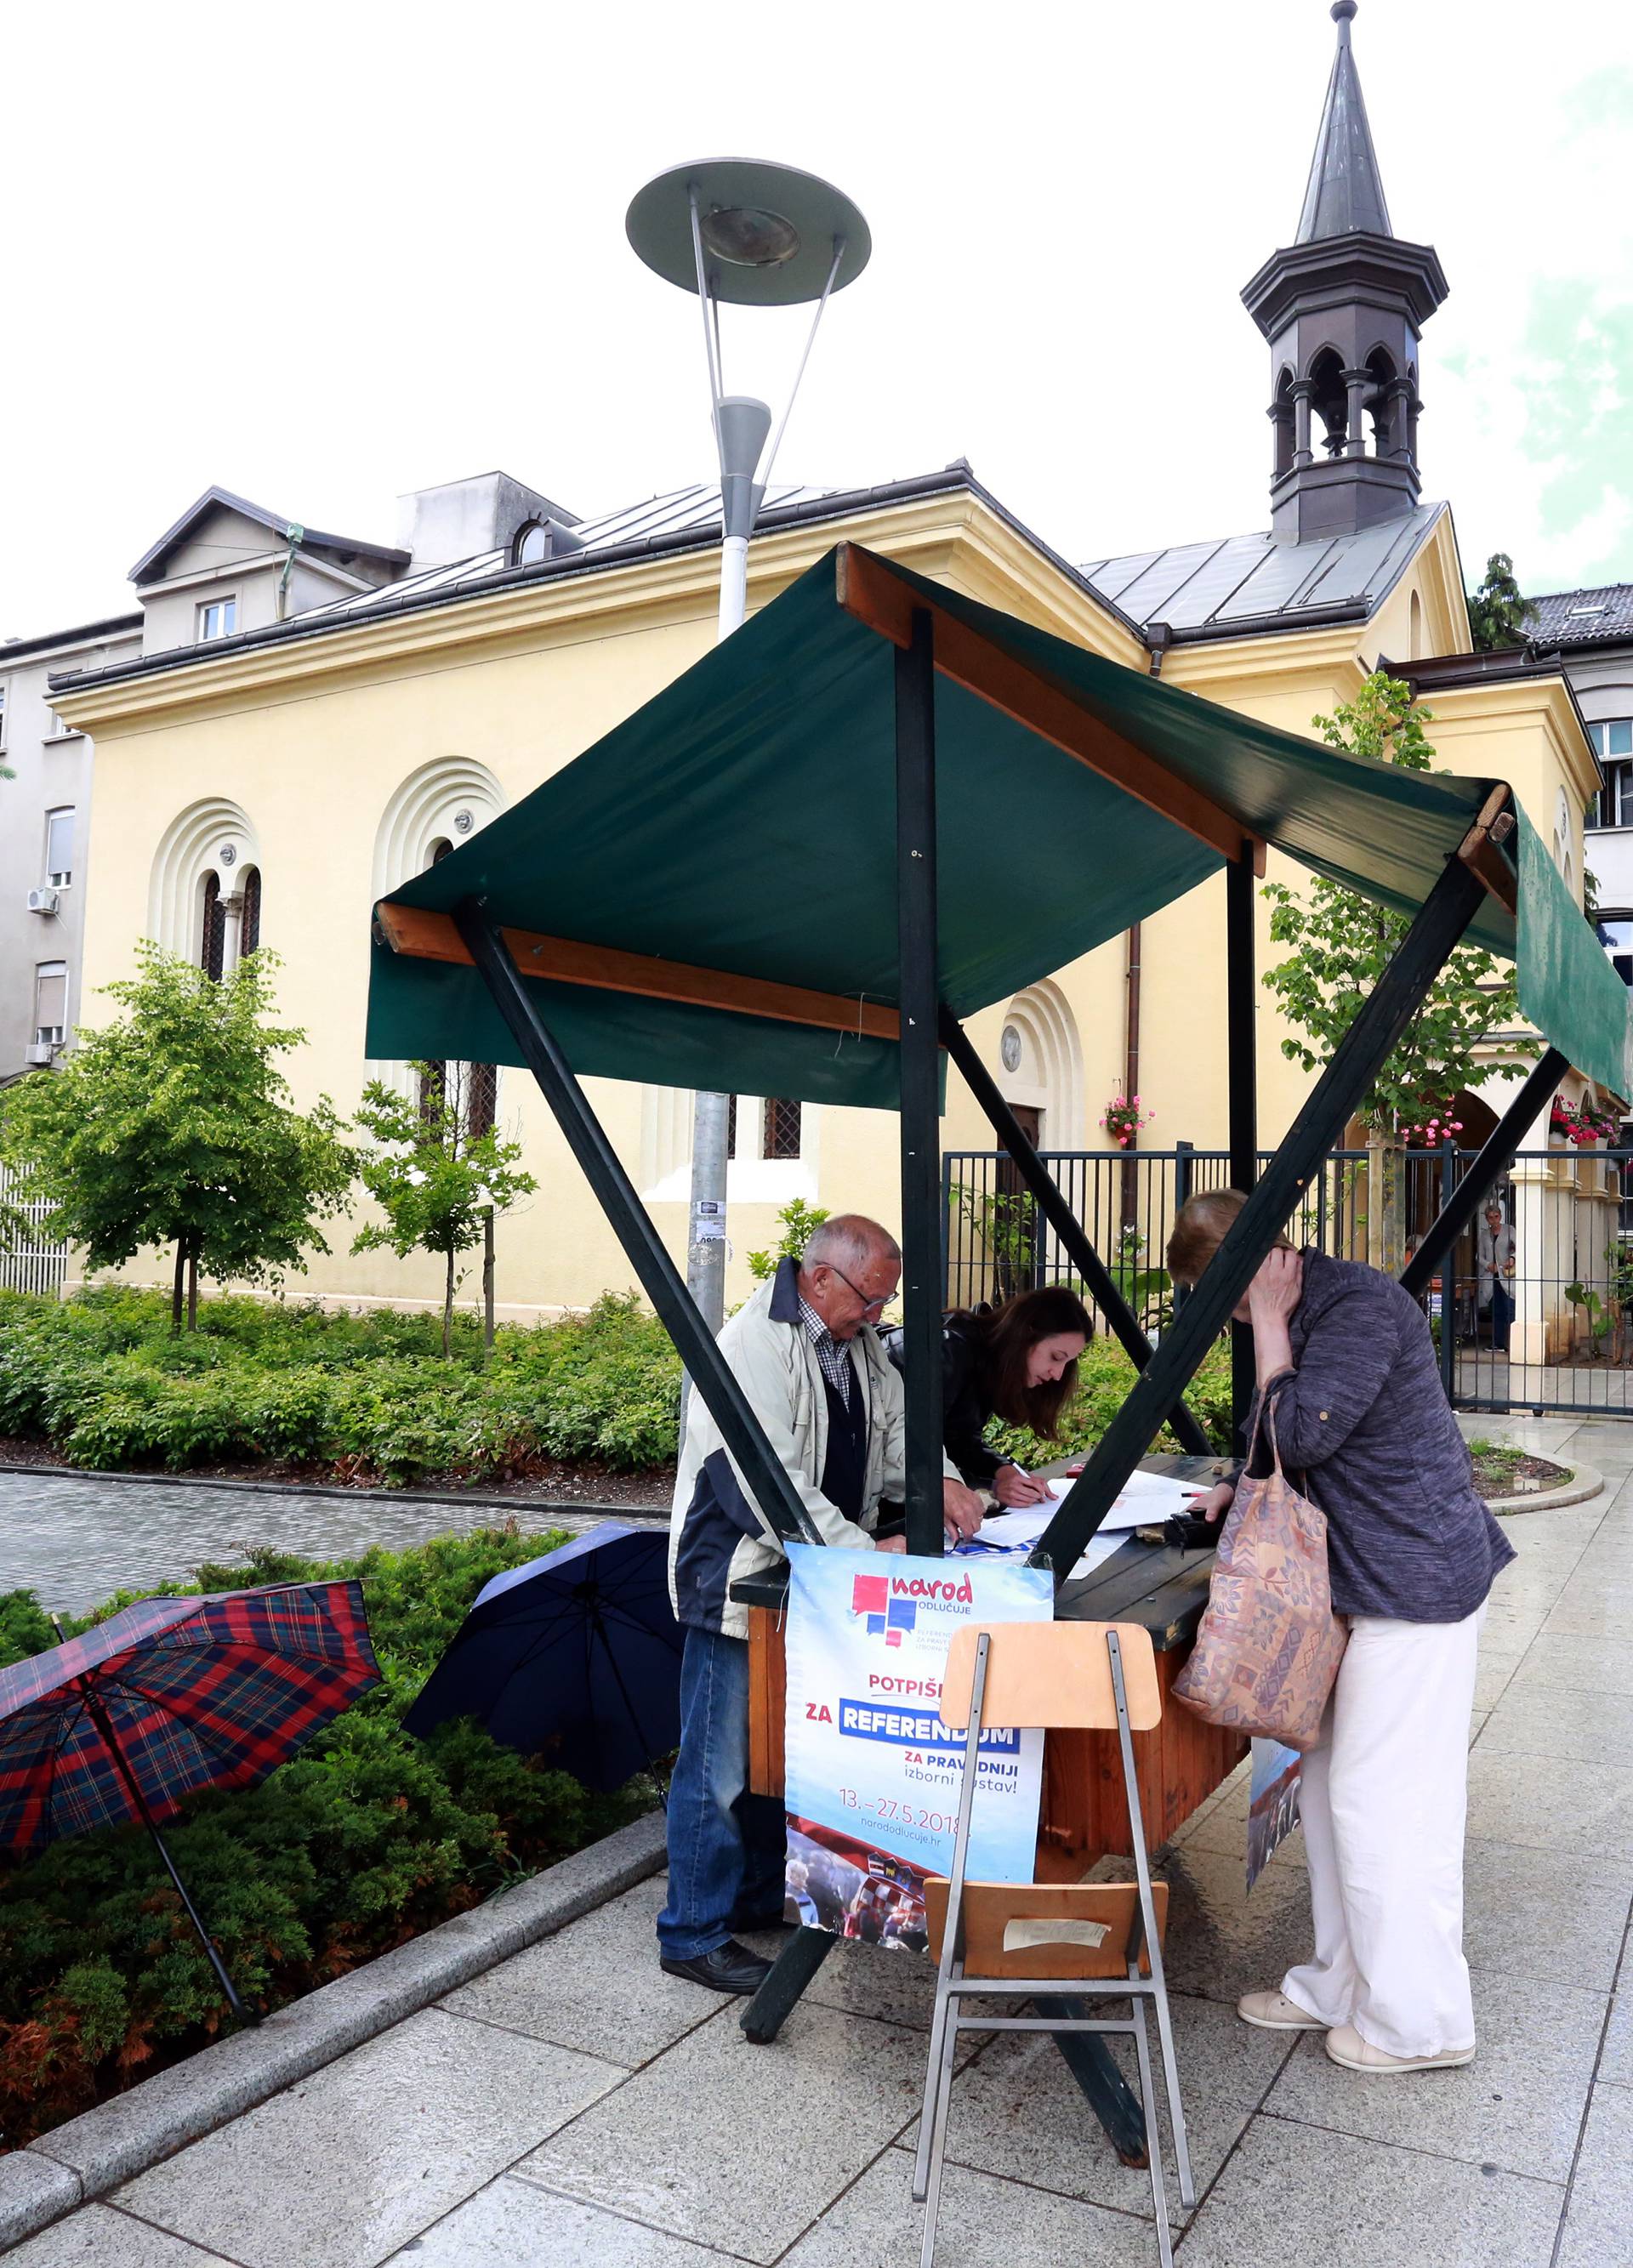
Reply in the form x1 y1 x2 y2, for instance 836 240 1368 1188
925 1877 1168 1980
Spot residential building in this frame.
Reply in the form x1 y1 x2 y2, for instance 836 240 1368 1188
48 7 1611 1335
0 491 409 1082
1524 586 1633 980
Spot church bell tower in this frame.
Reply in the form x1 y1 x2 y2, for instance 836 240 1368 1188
1242 1 1449 543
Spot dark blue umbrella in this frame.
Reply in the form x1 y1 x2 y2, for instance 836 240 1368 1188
403 1523 681 1793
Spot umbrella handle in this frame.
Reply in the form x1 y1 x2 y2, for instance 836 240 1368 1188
77 1681 257 2027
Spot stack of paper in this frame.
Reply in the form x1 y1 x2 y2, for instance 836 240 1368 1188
955 1467 1203 1577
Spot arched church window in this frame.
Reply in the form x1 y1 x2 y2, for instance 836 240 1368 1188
201 872 225 981
1272 369 1295 479
240 867 261 957
1365 349 1397 455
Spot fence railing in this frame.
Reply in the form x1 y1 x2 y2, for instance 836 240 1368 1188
0 1162 68 1298
943 1140 1633 1418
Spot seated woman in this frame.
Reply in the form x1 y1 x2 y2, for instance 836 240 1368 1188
885 1285 1092 1506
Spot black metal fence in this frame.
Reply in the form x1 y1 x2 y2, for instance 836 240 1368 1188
943 1141 1633 1418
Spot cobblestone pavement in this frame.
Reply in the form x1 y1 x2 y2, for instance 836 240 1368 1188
0 1469 651 1614
9 1413 1632 2265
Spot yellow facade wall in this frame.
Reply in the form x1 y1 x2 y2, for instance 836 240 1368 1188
60 492 1595 1321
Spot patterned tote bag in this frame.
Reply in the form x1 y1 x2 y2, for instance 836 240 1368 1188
1172 1404 1348 1752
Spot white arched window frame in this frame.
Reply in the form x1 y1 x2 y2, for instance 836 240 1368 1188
369 758 507 1109
148 799 264 969
996 979 1086 1151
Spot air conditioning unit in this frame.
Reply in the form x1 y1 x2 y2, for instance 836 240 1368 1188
26 887 60 916
24 1042 57 1066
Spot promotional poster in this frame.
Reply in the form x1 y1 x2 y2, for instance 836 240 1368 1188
782 1543 1053 1948
1246 1737 1303 1891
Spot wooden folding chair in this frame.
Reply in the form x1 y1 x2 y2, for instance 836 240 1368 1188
914 1620 1193 2268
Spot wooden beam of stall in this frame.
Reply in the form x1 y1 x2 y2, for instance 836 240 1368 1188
1456 785 1519 913
836 547 1266 878
373 901 909 1046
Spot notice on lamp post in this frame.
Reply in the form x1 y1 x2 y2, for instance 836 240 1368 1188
781 1543 1051 1949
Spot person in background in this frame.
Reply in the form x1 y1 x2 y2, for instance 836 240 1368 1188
1167 1188 1513 2077
885 1285 1093 1506
659 1214 983 1997
1477 1200 1514 1356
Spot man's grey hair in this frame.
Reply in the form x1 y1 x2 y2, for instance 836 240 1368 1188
803 1214 902 1276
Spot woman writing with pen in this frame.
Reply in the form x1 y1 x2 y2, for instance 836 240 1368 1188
885 1286 1093 1504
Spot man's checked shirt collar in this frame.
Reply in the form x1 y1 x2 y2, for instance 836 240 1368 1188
798 1295 854 1408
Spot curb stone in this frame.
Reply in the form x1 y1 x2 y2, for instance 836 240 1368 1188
1 1807 668 2255
1486 1460 1604 1515
0 1459 666 1526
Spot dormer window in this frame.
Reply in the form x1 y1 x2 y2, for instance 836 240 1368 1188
198 598 237 642
514 523 549 566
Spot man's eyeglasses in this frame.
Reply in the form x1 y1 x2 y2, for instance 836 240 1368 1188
824 1264 893 1316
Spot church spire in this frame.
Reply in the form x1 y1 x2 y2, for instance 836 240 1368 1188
1295 2 1393 243
1241 0 1448 543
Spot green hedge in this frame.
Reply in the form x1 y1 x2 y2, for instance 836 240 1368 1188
0 1530 651 2145
0 1284 1232 1488
0 1286 682 1483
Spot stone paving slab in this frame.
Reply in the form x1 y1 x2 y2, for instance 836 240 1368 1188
899 1984 1294 2224
1556 2078 1633 2268
113 2009 624 2268
1461 1838 1633 1992
3 2205 235 2266
1264 1969 1605 2182
1176 2112 1568 2266
384 2179 744 2265
780 2151 1158 2267
519 2001 936 2265
1464 1744 1633 1863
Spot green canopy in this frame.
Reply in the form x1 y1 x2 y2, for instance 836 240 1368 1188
367 546 1630 1104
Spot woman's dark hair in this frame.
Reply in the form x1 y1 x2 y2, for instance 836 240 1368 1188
955 1285 1093 1441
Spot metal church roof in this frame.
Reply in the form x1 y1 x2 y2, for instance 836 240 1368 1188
1078 503 1442 639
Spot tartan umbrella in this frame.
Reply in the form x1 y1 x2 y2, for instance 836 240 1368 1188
0 1580 380 2021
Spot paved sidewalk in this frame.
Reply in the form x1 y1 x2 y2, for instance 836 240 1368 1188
9 1419 1633 2265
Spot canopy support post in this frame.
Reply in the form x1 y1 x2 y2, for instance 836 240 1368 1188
1226 843 1260 1453
937 1007 1213 1456
1028 851 1487 1587
452 898 822 1549
1400 1047 1568 1302
896 610 947 1558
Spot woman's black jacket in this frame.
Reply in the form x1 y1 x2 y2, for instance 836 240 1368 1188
882 1312 1006 1488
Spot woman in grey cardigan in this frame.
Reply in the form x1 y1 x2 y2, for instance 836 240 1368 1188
1167 1189 1515 2077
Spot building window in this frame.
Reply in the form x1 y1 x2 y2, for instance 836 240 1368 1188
1589 721 1633 829
763 1097 802 1159
198 597 238 642
416 841 495 1134
44 808 75 887
34 962 67 1048
466 1062 498 1137
48 708 75 738
201 872 226 980
725 1094 738 1160
1598 914 1633 988
0 682 8 751
514 523 548 566
240 866 261 956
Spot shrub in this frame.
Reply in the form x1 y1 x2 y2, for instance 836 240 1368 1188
0 1530 651 2144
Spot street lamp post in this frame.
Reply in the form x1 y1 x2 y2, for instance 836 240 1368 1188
627 159 871 1401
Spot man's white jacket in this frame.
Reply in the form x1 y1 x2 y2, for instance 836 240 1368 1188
668 1257 956 1640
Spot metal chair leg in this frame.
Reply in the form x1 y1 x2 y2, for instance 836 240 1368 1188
1129 1991 1175 2268
913 1971 957 2200
917 2005 962 2268
1147 1958 1196 2211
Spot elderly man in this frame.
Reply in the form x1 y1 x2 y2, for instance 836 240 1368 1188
657 1214 983 1993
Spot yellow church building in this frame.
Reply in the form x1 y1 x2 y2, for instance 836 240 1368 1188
52 6 1609 1349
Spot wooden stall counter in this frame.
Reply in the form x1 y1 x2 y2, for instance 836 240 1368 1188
735 1453 1247 1881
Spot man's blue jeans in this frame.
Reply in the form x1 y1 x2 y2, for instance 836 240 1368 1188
657 1623 788 1959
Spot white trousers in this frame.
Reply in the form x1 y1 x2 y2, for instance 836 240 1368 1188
1282 1606 1483 2060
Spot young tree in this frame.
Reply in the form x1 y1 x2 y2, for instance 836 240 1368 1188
0 946 356 1330
1466 552 1536 653
1262 673 1539 1134
351 1065 538 1356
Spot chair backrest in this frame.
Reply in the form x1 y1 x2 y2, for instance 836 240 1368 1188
923 1876 1169 1976
938 1619 1161 1733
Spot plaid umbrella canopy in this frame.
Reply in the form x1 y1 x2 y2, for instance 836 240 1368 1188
0 1580 379 2018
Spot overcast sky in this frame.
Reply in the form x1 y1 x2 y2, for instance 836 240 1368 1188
7 0 1630 639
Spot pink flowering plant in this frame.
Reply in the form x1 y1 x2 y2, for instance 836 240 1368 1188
1403 1100 1466 1147
1101 1094 1152 1150
1550 1097 1620 1147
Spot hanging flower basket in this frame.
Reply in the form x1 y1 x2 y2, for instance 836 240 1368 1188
1550 1097 1619 1150
1101 1094 1152 1151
